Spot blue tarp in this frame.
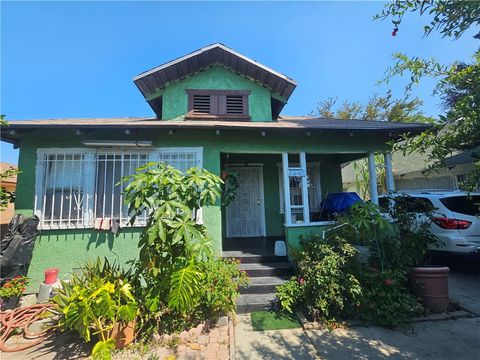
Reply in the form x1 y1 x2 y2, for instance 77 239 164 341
321 192 362 215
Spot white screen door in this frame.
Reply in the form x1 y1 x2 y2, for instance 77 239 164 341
226 167 266 238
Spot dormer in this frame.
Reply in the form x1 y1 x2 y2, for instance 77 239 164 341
133 43 297 121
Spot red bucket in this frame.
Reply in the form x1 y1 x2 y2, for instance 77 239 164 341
44 268 59 284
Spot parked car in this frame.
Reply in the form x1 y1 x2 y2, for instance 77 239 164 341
378 191 480 260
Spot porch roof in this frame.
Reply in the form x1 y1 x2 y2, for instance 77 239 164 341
1 115 430 144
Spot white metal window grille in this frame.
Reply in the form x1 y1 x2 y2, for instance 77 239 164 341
278 163 322 213
35 150 95 229
35 147 203 229
95 152 150 226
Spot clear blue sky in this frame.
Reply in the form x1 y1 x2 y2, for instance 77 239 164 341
1 1 478 164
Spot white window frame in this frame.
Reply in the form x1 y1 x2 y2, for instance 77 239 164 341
34 147 203 230
277 162 322 214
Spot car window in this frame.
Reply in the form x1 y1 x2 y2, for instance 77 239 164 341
395 196 435 213
439 196 480 216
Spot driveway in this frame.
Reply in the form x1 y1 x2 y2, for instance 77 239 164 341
235 269 480 360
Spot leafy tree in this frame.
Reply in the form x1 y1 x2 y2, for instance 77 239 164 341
375 0 480 39
122 163 222 329
377 1 480 191
311 92 434 199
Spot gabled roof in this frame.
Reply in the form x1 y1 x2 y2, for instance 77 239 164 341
133 43 297 119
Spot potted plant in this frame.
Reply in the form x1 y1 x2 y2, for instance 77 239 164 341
376 195 449 312
0 276 29 310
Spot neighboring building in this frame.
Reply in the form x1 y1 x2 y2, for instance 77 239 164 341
342 146 479 196
1 44 428 291
0 162 18 235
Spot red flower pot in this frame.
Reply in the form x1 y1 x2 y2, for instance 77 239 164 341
44 268 59 284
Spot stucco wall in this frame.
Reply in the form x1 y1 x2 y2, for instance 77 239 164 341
156 65 274 121
15 128 389 291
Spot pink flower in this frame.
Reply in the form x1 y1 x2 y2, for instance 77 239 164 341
298 277 305 286
384 279 393 286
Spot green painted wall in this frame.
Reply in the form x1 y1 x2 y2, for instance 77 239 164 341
15 128 390 291
284 224 331 257
156 65 274 121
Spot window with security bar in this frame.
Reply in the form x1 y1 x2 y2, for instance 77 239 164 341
278 164 322 214
34 147 203 229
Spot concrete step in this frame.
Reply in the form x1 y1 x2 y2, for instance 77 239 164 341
240 276 290 294
236 293 277 314
222 252 289 264
239 262 294 277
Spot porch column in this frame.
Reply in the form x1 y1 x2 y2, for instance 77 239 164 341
368 153 379 205
384 152 395 193
299 152 310 224
282 153 292 226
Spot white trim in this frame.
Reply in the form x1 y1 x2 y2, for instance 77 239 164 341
285 221 336 228
282 153 292 226
300 152 310 224
368 153 379 205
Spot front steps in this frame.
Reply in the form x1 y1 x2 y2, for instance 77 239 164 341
223 253 295 313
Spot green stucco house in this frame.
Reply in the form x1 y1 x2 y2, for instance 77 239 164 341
2 44 428 298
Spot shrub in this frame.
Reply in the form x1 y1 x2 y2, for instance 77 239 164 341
53 259 138 359
195 258 249 321
357 268 423 327
276 234 362 323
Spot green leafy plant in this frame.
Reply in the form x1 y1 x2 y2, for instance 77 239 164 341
0 276 29 299
276 234 362 323
221 171 240 206
194 258 249 321
53 259 138 360
122 163 224 334
357 268 423 327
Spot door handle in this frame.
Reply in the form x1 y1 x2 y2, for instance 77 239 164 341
256 199 261 205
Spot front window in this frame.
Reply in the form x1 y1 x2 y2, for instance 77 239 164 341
35 147 202 229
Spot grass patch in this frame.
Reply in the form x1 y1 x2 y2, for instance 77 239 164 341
250 310 302 331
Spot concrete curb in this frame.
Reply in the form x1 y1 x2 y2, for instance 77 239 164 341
229 315 235 360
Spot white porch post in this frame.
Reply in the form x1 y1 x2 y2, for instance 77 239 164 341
299 152 310 224
368 153 379 204
384 152 395 193
282 153 292 225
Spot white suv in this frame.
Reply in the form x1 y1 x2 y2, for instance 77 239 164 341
378 191 480 259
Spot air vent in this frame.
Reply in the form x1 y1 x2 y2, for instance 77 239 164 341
192 95 211 114
226 95 244 115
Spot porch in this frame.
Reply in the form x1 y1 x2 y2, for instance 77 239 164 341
220 151 395 255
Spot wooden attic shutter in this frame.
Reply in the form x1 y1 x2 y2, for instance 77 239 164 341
226 95 244 115
192 94 212 114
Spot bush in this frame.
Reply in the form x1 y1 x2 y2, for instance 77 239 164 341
195 258 249 321
276 234 362 323
357 268 423 327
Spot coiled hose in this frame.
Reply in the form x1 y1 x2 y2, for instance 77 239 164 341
0 303 56 352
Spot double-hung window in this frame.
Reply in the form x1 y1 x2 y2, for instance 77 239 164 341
35 147 202 229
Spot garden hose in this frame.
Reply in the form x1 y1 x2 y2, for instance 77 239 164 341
0 303 56 352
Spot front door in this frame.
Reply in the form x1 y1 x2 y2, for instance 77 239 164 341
226 166 266 238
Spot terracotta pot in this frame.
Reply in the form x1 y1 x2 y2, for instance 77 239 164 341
409 266 450 312
106 320 136 349
44 268 59 284
0 296 19 311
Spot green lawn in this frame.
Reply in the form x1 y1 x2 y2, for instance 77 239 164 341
250 310 302 331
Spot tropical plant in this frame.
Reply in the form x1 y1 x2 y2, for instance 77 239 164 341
122 163 223 333
221 171 240 206
53 259 138 360
0 276 29 299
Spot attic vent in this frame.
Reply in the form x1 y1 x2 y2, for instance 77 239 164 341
186 89 250 120
192 95 211 114
226 95 244 115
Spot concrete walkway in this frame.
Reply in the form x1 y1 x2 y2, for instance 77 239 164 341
234 271 480 360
